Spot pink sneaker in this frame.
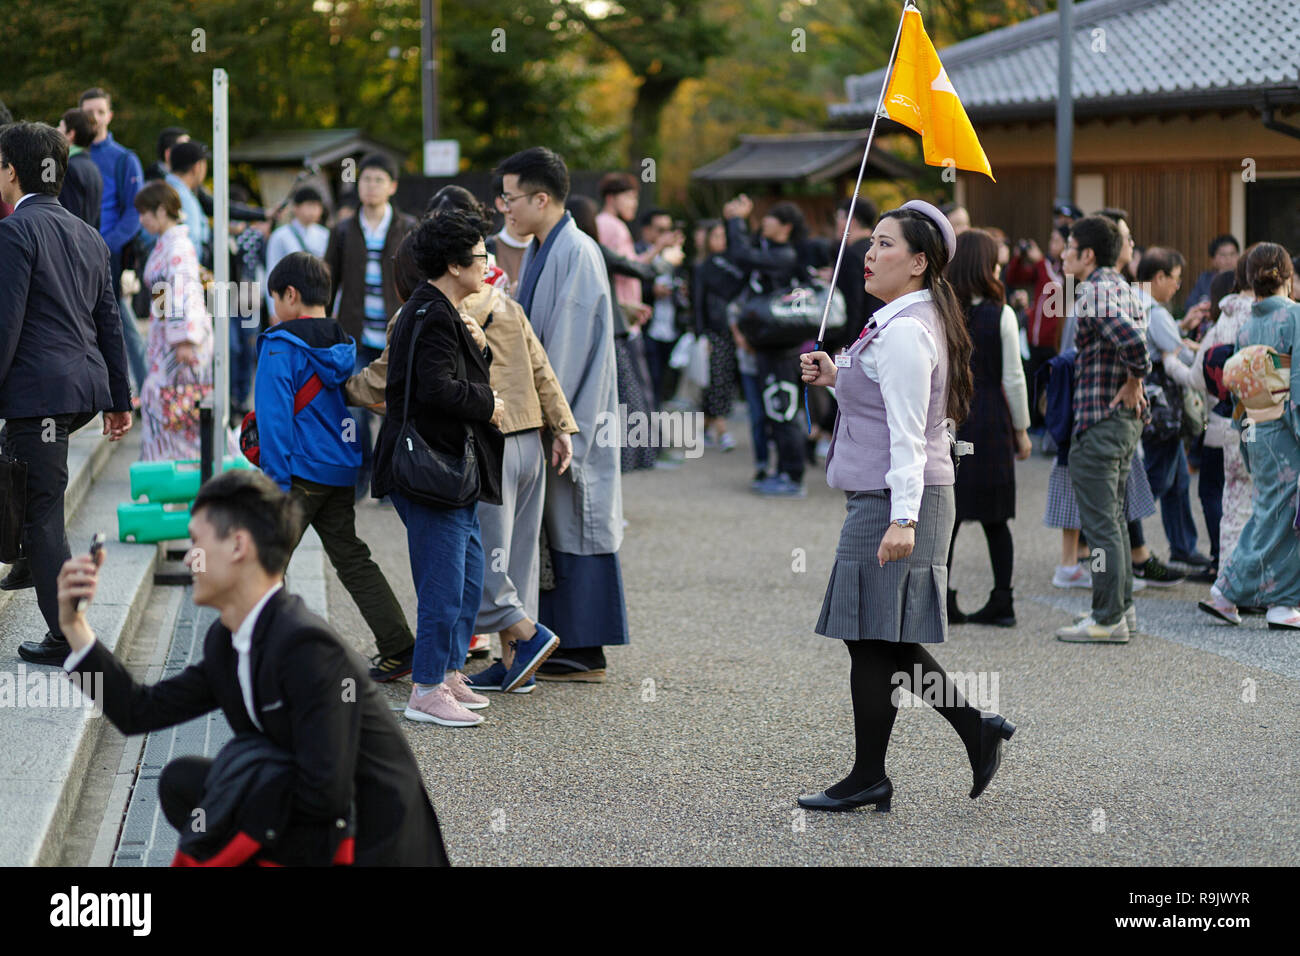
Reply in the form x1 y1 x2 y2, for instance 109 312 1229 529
403 684 484 727
445 671 490 710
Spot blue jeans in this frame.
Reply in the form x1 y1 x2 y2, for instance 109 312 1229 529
1142 434 1198 557
229 317 258 411
390 491 483 684
350 345 382 500
116 296 148 396
740 371 769 472
1197 444 1225 565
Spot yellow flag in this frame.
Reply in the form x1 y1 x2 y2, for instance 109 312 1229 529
883 5 995 182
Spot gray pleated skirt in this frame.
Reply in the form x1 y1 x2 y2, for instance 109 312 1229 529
815 485 956 644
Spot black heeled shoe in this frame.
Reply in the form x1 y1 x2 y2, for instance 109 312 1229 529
947 588 967 625
969 714 1016 799
798 777 893 812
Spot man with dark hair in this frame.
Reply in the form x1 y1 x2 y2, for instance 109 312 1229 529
79 88 143 287
496 146 629 680
255 251 417 677
56 108 102 228
487 171 531 293
56 468 447 865
0 98 13 222
145 126 190 181
0 121 133 663
1186 234 1241 309
166 139 212 268
79 87 148 395
265 185 330 315
325 152 416 501
1054 215 1151 643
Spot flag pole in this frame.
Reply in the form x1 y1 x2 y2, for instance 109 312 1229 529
807 0 914 433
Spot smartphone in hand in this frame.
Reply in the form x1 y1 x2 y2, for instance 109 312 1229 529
76 533 106 614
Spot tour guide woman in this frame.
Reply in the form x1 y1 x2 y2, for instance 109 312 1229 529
798 200 1017 811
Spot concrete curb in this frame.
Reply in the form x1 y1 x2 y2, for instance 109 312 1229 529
0 424 159 866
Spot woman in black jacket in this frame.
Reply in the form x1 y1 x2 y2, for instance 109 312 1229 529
372 209 506 728
693 219 746 449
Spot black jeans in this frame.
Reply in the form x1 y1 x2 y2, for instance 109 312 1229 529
755 350 804 483
289 476 413 657
1 412 96 638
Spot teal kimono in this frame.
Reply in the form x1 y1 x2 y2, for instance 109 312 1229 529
1218 295 1300 608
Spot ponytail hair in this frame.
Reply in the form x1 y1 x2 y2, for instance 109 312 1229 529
878 207 974 424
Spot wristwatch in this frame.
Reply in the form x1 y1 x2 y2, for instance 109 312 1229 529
892 518 917 529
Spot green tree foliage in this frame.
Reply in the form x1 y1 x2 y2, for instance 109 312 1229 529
0 0 614 173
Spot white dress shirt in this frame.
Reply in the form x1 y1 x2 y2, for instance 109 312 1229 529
13 193 36 210
858 289 937 522
231 582 283 731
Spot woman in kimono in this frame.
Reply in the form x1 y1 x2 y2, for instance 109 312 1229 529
133 181 213 462
796 201 1016 812
1199 244 1300 629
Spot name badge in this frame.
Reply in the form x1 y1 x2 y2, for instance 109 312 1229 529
834 353 852 368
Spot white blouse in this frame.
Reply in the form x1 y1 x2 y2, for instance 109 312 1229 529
857 290 937 522
971 297 1032 432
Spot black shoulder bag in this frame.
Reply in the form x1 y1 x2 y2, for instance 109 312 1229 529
390 305 481 509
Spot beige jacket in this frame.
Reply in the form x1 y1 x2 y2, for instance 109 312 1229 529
344 285 578 439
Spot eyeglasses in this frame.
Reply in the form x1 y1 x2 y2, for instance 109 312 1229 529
499 190 541 206
469 253 489 261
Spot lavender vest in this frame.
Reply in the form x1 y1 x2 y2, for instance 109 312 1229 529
824 299 955 492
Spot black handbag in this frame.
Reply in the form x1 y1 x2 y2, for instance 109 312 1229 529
1 454 27 564
390 305 481 509
736 278 846 351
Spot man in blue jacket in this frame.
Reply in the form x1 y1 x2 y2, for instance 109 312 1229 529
79 87 147 393
258 252 416 681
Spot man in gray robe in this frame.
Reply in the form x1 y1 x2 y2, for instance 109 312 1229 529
496 147 628 681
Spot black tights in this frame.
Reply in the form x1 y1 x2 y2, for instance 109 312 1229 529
947 519 1014 591
826 640 984 798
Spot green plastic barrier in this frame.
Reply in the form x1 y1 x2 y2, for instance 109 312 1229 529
117 503 193 543
128 455 253 504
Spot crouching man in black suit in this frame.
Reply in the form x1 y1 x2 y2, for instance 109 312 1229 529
57 469 449 866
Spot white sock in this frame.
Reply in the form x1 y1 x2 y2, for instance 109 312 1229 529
414 682 440 696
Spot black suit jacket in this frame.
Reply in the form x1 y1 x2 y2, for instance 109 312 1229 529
372 281 505 505
59 152 103 231
72 587 449 866
0 194 131 419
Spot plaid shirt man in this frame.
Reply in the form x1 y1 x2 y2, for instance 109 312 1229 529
1071 266 1151 436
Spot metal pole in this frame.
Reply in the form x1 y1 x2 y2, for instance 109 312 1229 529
421 0 438 170
814 0 911 346
212 68 230 473
806 0 912 434
1055 0 1074 208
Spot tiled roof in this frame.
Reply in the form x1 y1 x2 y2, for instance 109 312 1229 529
691 130 918 182
230 129 402 165
831 0 1300 123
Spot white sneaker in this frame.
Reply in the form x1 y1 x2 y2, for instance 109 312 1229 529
1076 605 1136 633
1055 615 1130 643
1265 606 1300 630
1052 564 1092 589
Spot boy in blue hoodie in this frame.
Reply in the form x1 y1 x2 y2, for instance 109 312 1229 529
258 252 415 681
